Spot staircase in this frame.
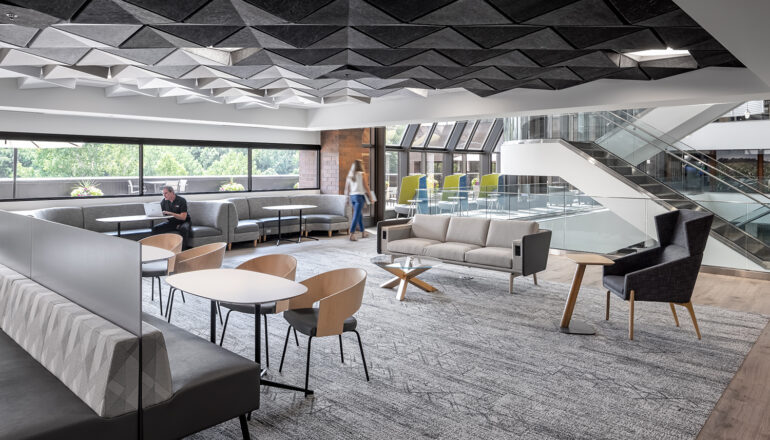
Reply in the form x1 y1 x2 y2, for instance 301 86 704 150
571 141 770 269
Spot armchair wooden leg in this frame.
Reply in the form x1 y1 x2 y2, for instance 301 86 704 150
228 243 232 251
509 273 514 294
669 303 680 327
253 239 258 247
328 230 332 237
532 273 538 285
681 302 701 340
605 291 610 321
628 290 635 340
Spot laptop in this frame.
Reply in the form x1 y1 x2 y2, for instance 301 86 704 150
144 203 164 218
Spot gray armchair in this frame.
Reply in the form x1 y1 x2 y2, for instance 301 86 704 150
603 209 714 340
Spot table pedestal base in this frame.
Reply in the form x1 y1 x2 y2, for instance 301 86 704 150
380 267 436 301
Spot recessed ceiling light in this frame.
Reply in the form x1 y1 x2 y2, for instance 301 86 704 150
624 47 690 62
5 12 18 19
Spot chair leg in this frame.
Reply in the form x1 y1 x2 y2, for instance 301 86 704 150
238 414 251 440
682 302 702 340
304 336 313 396
228 243 233 251
605 291 610 321
181 291 186 303
164 286 173 316
279 326 292 372
339 334 344 363
532 273 538 285
217 302 223 325
166 289 175 323
263 314 270 369
157 277 163 314
509 273 514 294
353 330 370 381
669 303 680 327
628 290 635 341
294 328 299 346
150 276 155 301
219 310 233 346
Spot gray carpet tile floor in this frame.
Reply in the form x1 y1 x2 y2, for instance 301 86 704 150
140 237 768 440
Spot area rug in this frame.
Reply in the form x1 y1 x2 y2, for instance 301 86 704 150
141 237 767 440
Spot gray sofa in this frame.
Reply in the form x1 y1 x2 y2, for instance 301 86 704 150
31 201 228 247
0 263 258 440
378 215 552 293
225 194 350 247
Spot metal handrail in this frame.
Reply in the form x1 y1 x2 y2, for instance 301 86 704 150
607 109 770 194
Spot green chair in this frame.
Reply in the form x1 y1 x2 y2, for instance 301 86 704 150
437 174 468 214
394 175 427 217
477 174 501 211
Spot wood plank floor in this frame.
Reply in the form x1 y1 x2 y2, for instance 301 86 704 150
539 253 770 440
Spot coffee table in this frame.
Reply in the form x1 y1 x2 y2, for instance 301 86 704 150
371 255 440 301
558 253 614 335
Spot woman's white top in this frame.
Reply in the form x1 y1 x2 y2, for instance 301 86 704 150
345 171 366 195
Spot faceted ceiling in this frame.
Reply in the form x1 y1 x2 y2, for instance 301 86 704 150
0 0 743 109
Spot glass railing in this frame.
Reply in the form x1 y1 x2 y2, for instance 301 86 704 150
400 191 770 271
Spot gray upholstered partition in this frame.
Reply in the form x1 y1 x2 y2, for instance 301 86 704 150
0 211 32 277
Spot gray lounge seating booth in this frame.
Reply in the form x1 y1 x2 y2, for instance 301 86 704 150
31 201 229 247
603 209 714 340
378 215 551 293
225 194 350 247
0 263 259 440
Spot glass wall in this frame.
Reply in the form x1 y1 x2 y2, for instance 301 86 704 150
466 154 481 184
409 151 423 174
0 137 319 200
427 122 453 148
411 123 432 148
386 125 407 146
386 151 399 208
425 152 444 189
16 143 139 199
468 119 494 150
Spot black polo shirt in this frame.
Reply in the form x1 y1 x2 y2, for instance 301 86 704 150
161 195 191 226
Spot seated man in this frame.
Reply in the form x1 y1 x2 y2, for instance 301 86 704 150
152 186 193 249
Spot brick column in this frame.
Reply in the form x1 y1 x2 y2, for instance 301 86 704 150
320 128 368 194
298 150 318 188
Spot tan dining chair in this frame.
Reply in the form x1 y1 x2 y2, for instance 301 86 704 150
165 242 227 323
279 268 369 396
218 254 300 368
139 234 183 314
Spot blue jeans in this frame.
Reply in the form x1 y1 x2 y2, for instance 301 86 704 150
350 194 365 233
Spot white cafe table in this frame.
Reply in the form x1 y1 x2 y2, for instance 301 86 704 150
263 204 318 245
141 245 175 263
95 214 171 237
165 268 311 394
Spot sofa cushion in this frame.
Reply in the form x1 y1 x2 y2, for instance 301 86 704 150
34 207 84 229
424 242 480 262
290 194 347 216
387 238 439 255
247 196 290 219
260 216 299 228
235 219 260 233
187 201 225 229
225 198 249 221
410 214 450 242
191 226 221 238
304 214 348 224
465 247 512 268
485 219 538 248
445 217 490 246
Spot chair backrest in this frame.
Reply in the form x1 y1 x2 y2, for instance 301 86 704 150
478 174 500 199
173 242 226 274
441 174 464 201
397 175 424 204
237 254 297 313
140 234 183 272
655 209 714 256
290 268 367 337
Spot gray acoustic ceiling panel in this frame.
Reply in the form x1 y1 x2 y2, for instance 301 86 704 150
0 0 743 109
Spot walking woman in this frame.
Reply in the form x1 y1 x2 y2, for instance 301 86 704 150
344 159 373 241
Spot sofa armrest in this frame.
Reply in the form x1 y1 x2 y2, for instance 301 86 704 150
512 229 552 275
223 202 238 245
376 218 412 254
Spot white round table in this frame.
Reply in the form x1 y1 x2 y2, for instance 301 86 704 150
263 204 318 245
141 245 175 263
96 214 171 237
165 268 310 394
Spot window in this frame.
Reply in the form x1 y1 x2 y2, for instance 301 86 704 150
409 151 423 175
468 119 494 150
253 149 317 190
455 122 475 150
466 154 481 184
426 152 444 189
0 147 12 199
386 125 407 146
15 142 139 198
427 122 454 148
385 151 399 208
411 123 432 148
453 154 463 173
492 154 499 173
144 145 247 193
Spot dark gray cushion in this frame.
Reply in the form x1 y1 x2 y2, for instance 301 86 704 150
141 314 259 440
0 331 138 440
225 198 249 221
142 261 168 277
83 204 148 232
235 219 261 233
247 196 291 219
188 201 226 229
34 207 85 229
191 226 221 238
289 194 347 216
284 308 357 337
259 216 299 228
303 214 348 223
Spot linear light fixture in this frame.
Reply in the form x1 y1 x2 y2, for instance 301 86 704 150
624 48 691 62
